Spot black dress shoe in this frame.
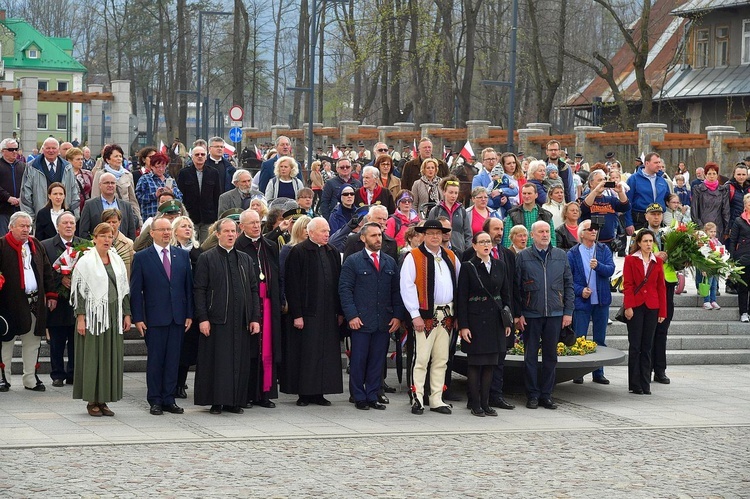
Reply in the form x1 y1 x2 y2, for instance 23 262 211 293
482 406 498 417
241 402 253 409
642 390 651 395
0 380 9 392
593 376 610 385
382 382 396 393
630 388 644 395
256 399 275 408
314 396 332 406
355 401 369 410
25 383 45 392
52 379 64 387
348 395 355 403
411 402 424 415
377 393 389 405
489 397 515 410
209 405 222 414
429 405 452 415
296 398 309 407
176 386 187 399
654 373 671 384
539 398 558 410
573 377 584 384
526 398 539 409
65 378 74 385
150 404 163 415
470 407 485 417
224 405 244 414
367 401 386 410
163 403 184 414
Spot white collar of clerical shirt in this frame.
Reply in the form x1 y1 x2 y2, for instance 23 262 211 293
218 244 233 252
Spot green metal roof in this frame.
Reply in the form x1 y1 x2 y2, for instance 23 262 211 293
1 18 86 73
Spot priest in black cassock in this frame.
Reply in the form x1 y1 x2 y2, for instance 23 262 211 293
282 217 344 406
235 208 282 408
193 218 260 415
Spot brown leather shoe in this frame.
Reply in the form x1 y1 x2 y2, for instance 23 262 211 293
99 403 115 416
87 403 102 417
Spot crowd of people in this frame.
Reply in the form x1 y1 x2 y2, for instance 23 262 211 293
1 132 749 418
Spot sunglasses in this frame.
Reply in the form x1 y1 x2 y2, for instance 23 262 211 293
194 153 206 157
341 192 355 196
338 165 351 169
3 148 19 152
584 227 598 232
377 148 388 153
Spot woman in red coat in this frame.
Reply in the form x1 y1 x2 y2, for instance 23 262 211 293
622 229 666 395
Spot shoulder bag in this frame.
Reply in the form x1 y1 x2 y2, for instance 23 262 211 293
614 260 654 323
468 261 514 329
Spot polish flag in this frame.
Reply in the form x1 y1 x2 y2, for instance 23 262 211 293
459 140 474 161
223 142 236 156
254 145 262 160
443 145 449 160
159 140 167 154
412 139 417 160
331 144 342 160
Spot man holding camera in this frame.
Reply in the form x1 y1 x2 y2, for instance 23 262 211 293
579 170 631 255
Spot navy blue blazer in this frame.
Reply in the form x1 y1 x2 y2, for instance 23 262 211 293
338 248 405 334
130 244 194 327
567 242 615 312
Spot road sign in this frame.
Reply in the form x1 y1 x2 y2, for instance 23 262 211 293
228 127 243 143
228 105 244 122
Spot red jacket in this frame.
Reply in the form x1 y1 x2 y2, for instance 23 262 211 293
622 254 667 318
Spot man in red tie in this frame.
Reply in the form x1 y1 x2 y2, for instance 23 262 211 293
338 223 405 410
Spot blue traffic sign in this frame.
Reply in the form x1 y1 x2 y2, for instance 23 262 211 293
228 127 243 143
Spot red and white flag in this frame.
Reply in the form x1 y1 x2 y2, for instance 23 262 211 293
223 142 236 156
159 140 167 154
459 140 474 161
254 145 262 160
412 139 417 160
443 145 449 160
331 144 342 160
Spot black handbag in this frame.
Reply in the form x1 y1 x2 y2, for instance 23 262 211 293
615 261 654 323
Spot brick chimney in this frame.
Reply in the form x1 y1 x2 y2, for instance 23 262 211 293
0 10 6 21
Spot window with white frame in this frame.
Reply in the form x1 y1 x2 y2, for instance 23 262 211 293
27 49 38 59
37 80 48 91
57 114 67 130
57 81 68 92
696 28 710 68
37 114 48 130
743 20 750 64
716 26 729 67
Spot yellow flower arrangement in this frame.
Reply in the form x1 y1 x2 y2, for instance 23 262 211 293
509 335 597 356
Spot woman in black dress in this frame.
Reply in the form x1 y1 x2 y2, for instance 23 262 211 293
456 231 512 417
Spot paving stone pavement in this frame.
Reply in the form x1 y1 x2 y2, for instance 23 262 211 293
1 365 750 497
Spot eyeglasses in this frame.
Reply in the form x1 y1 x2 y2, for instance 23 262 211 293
151 228 171 232
338 165 351 169
3 148 19 152
194 153 206 157
341 192 355 196
476 240 493 245
399 199 413 204
377 148 388 153
584 227 598 232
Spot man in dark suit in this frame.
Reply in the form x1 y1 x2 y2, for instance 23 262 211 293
339 223 405 410
130 217 194 415
342 205 398 263
79 172 138 239
41 212 83 387
177 146 221 242
235 208 281 408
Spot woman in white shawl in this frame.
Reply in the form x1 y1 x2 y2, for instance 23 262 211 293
71 222 130 417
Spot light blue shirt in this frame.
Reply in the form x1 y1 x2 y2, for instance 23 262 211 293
578 243 598 305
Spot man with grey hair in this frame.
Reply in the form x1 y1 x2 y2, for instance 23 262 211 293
21 137 80 222
367 142 389 165
79 172 138 240
206 136 236 192
41 211 83 387
282 217 344 406
218 169 263 215
82 147 95 171
342 204 398 263
0 137 24 236
514 220 573 410
0 211 57 392
258 135 294 193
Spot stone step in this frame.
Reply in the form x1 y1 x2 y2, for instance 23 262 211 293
603 320 750 336
665 349 750 365
607 306 740 322
609 293 738 308
607 335 750 351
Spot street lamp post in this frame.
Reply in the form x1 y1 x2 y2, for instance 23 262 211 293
196 10 232 141
481 0 518 152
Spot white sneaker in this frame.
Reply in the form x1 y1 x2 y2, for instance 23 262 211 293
741 313 749 323
712 301 721 310
703 302 713 310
